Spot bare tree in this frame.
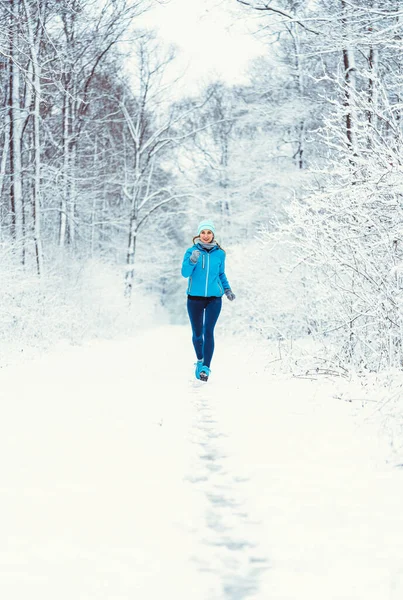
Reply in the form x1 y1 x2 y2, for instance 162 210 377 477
22 0 48 274
54 0 149 248
8 0 24 255
119 35 195 297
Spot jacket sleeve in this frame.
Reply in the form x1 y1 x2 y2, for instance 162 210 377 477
219 252 230 290
181 248 197 278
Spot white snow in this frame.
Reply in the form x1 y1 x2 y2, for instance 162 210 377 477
1 325 403 599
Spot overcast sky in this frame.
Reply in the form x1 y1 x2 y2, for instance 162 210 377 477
137 0 266 95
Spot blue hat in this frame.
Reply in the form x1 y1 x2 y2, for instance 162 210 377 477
197 220 216 235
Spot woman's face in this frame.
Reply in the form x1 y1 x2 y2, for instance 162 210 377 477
200 229 214 243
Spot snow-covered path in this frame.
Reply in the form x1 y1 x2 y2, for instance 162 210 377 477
1 325 403 599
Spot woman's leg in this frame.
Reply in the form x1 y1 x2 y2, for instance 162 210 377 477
187 297 205 360
203 297 222 368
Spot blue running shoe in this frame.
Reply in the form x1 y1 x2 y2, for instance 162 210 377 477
199 366 211 382
195 359 203 380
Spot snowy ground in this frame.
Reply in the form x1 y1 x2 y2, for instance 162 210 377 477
1 325 403 599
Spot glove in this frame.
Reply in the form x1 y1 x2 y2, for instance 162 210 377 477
225 289 236 301
189 249 200 264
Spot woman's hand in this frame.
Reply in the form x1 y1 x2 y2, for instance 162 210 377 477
225 289 236 301
190 250 200 264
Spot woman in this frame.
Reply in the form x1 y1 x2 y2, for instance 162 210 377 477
181 220 236 382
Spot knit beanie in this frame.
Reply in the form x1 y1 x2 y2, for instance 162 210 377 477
197 220 216 236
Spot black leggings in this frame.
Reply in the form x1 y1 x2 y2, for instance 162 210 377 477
187 296 222 368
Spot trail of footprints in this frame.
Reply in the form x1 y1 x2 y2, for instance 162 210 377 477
186 385 269 600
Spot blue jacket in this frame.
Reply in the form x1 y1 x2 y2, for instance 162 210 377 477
181 243 230 297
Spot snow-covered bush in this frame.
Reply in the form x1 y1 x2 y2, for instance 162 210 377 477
0 248 168 366
256 159 403 372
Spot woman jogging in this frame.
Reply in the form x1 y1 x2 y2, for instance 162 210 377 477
181 220 236 382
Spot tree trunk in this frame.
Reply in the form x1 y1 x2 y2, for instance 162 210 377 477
290 22 306 169
0 113 10 208
32 60 44 274
220 138 230 222
23 0 44 275
69 142 77 246
367 47 378 122
60 90 69 246
341 0 357 156
367 1 379 138
90 136 98 258
9 0 24 257
125 209 138 298
124 139 141 298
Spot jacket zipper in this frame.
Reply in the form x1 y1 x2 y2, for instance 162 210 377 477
189 276 192 293
202 255 205 269
205 253 210 296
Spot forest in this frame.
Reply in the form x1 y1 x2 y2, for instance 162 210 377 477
1 0 403 373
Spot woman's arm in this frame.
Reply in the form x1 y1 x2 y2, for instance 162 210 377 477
181 248 197 277
218 253 230 290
